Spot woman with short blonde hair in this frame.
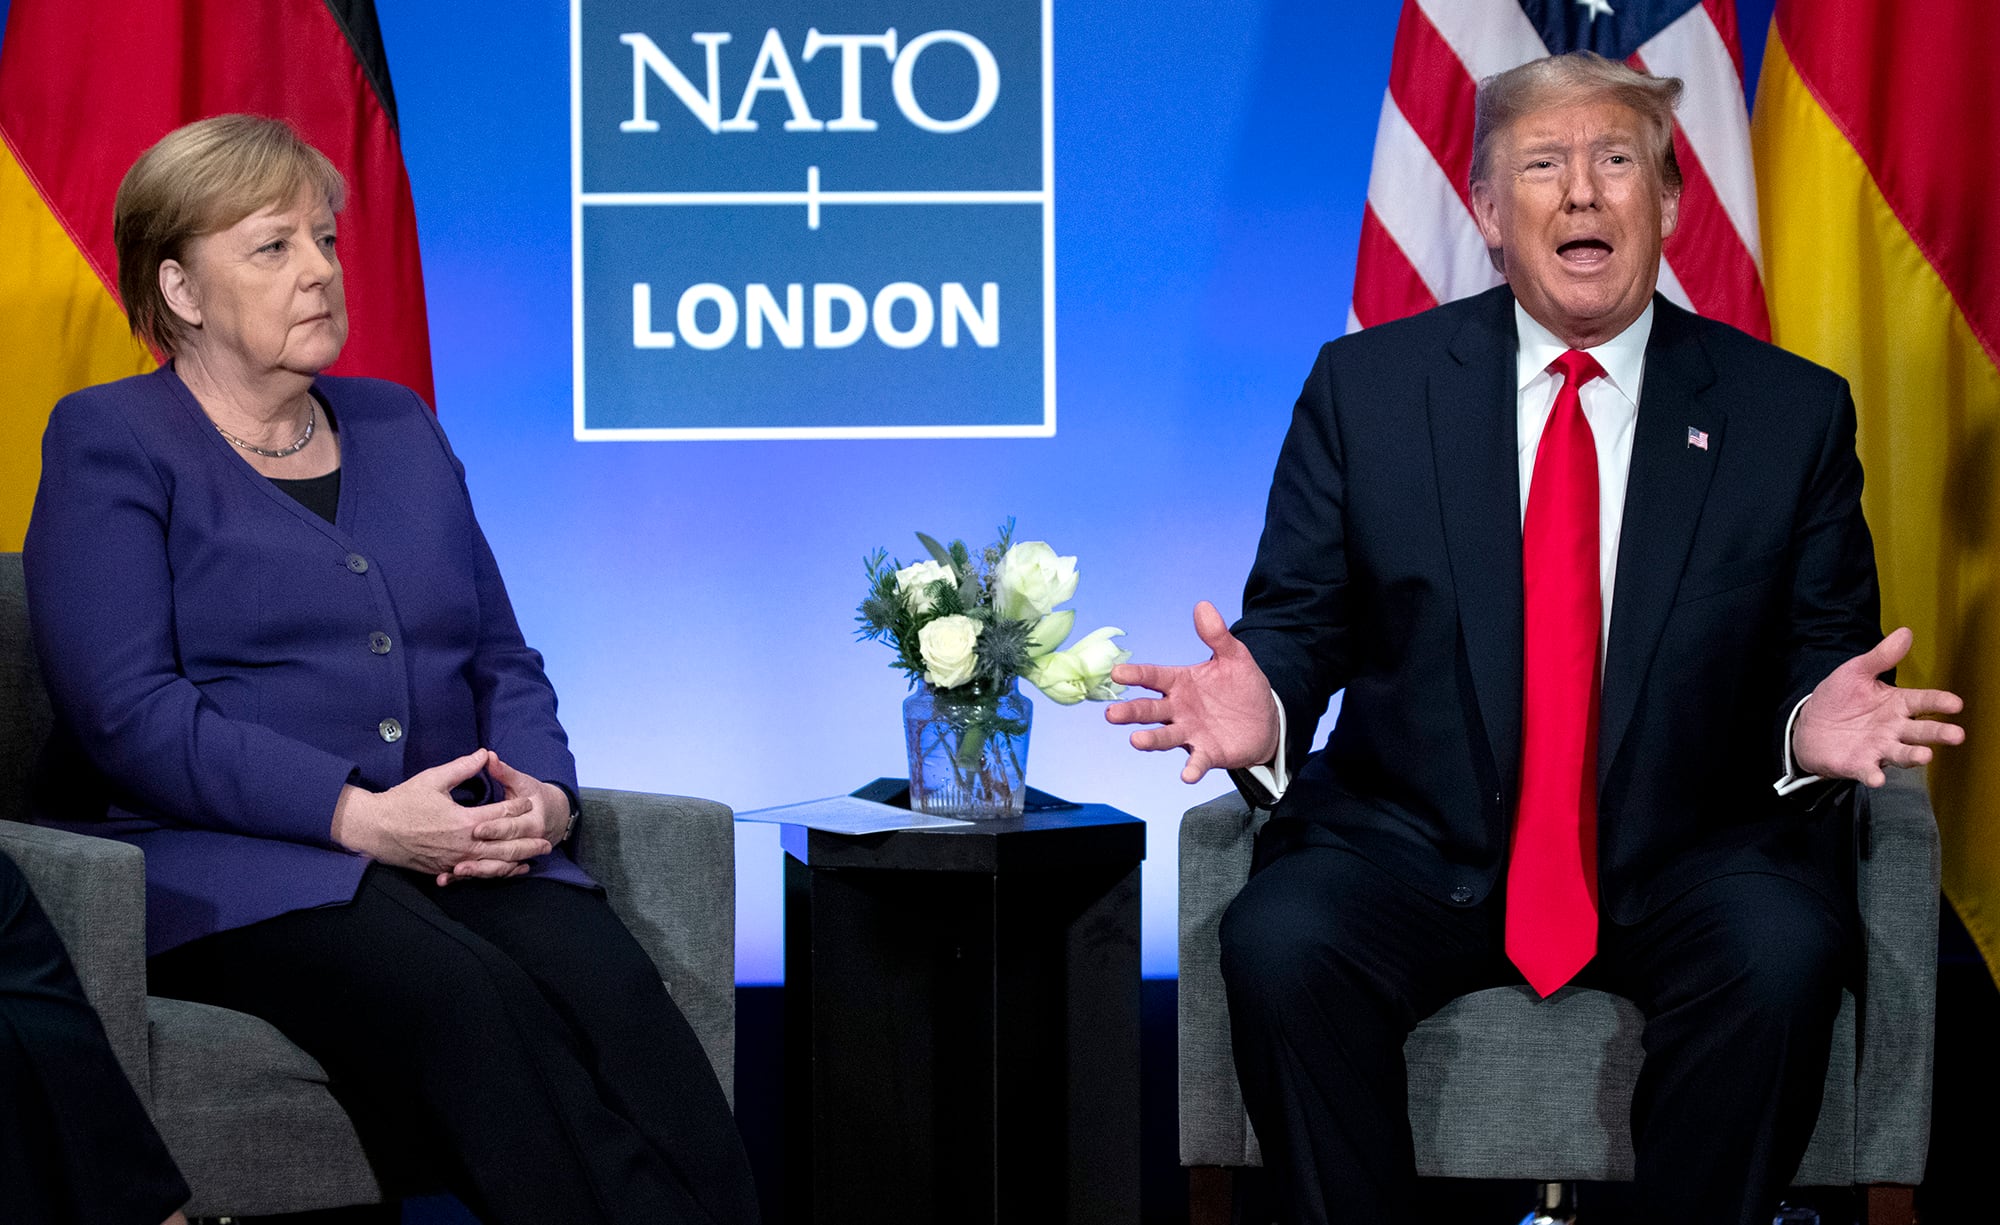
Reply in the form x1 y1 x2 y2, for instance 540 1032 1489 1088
26 114 755 1223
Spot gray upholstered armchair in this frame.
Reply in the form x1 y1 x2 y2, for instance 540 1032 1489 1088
1178 771 1937 1225
0 553 740 1217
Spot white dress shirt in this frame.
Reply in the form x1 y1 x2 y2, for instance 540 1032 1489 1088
1242 301 1817 803
1512 300 1648 653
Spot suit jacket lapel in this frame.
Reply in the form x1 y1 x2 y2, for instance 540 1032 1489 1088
1599 297 1724 785
1430 287 1525 790
161 365 359 551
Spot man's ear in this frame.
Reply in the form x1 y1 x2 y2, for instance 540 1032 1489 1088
1659 187 1682 245
159 259 202 328
1470 182 1507 274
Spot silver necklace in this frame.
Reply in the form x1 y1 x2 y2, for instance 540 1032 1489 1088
216 399 316 458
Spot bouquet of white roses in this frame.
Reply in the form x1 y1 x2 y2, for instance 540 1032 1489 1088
857 520 1130 711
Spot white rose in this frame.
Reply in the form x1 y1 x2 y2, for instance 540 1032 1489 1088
1025 626 1130 705
1025 609 1075 657
992 541 1079 621
917 614 982 689
894 559 958 615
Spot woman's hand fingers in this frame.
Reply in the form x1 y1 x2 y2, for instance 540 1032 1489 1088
467 836 552 863
475 759 569 840
408 747 492 791
358 756 560 877
448 858 534 881
460 795 533 826
486 752 531 793
472 812 543 841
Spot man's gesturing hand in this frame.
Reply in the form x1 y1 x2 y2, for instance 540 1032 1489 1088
1105 601 1282 784
1793 627 1966 788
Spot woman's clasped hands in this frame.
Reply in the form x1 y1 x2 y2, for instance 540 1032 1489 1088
330 747 569 884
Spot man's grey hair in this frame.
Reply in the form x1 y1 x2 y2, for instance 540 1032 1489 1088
1469 51 1684 194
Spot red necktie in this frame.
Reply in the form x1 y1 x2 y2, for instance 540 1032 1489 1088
1507 348 1606 997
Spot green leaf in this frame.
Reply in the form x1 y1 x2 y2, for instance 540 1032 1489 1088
954 722 990 769
915 532 955 568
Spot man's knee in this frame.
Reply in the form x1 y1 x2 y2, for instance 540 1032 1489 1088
1742 931 1844 1033
1220 857 1367 1016
1675 878 1847 1028
1222 872 1302 991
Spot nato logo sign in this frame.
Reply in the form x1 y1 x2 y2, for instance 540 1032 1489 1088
572 0 1054 439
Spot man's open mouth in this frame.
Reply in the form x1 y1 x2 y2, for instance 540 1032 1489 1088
1557 238 1614 264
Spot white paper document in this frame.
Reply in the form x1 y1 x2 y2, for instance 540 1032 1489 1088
735 795 974 835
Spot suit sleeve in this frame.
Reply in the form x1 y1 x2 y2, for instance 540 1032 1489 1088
422 409 580 804
23 394 353 847
1232 343 1353 775
1773 376 1883 774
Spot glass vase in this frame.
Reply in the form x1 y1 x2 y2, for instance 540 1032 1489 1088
903 679 1033 819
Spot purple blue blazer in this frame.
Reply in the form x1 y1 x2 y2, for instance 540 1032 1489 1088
24 366 593 955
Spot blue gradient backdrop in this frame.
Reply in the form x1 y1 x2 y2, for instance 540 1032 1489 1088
380 0 1773 982
0 0 1777 982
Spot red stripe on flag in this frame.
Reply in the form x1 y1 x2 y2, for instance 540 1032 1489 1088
1386 0 1480 210
0 0 434 402
1626 49 1768 339
1775 1 2000 365
1353 204 1440 329
1661 122 1770 338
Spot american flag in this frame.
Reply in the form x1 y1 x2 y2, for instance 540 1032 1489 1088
1352 0 1767 339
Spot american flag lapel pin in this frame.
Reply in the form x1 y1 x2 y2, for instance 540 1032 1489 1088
1687 426 1710 451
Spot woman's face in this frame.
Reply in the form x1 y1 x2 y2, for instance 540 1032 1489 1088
167 191 348 377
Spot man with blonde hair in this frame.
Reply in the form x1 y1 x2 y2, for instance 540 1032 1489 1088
1110 52 1963 1224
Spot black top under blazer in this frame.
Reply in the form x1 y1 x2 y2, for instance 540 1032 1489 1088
1237 286 1881 927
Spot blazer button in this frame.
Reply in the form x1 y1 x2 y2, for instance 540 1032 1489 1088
1450 886 1475 905
369 631 393 655
378 718 403 743
345 553 369 574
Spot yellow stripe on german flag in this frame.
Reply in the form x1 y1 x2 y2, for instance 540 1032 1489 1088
0 0 432 549
1755 3 2000 982
0 133 156 549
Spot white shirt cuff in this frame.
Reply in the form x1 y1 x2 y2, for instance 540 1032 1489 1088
1240 689 1292 803
1772 695 1823 796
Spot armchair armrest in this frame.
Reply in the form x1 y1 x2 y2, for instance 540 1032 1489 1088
1851 764 1939 1184
573 788 736 1105
1178 791 1268 1166
0 821 151 1099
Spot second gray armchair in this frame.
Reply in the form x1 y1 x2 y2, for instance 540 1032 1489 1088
1177 771 1937 1225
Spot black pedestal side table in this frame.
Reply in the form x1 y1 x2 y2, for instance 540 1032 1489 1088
781 781 1146 1225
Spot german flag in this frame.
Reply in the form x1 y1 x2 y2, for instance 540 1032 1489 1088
0 0 433 549
1754 2 2000 980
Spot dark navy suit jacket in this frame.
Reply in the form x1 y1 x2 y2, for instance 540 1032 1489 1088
1237 287 1882 926
24 366 591 954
